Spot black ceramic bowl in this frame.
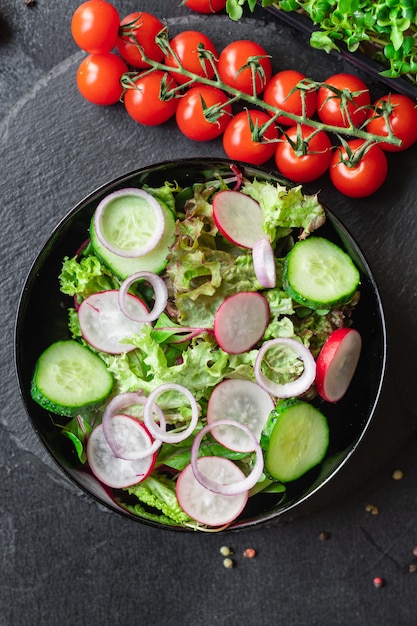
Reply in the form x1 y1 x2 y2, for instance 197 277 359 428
15 158 386 531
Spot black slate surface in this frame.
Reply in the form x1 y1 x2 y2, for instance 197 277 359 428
1 1 417 624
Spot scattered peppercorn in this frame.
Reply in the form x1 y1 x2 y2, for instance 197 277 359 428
373 577 385 588
319 531 330 541
408 564 417 574
220 546 233 557
365 504 379 515
392 469 404 480
24 0 37 6
243 548 256 558
223 557 234 569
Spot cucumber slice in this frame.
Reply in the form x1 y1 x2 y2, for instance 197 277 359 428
283 237 360 309
262 400 329 482
31 340 113 417
90 201 175 279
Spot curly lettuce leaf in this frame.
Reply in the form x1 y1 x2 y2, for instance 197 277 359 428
122 474 191 526
59 254 120 301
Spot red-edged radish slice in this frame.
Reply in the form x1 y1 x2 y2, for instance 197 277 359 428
206 379 274 452
315 327 362 402
101 391 165 460
143 383 199 444
87 416 156 489
214 292 270 354
254 337 316 398
94 188 165 258
119 271 168 323
252 238 277 288
212 190 267 248
176 458 248 527
78 290 149 354
190 420 264 496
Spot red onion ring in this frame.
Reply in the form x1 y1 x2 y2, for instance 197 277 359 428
118 271 168 322
252 238 277 288
101 391 165 460
143 383 199 444
190 420 264 496
254 337 316 398
94 188 165 258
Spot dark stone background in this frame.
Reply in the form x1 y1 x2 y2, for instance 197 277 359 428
1 1 417 624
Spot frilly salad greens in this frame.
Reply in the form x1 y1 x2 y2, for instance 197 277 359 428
33 171 361 530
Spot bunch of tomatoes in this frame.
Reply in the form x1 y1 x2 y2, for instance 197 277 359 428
71 0 417 198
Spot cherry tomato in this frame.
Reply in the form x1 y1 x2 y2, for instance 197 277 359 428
184 0 227 13
366 94 417 152
117 11 165 69
329 139 388 198
222 110 279 165
71 0 120 54
317 73 371 128
176 85 231 141
263 69 317 126
275 125 332 183
218 40 272 96
164 31 218 86
123 71 178 126
76 53 128 105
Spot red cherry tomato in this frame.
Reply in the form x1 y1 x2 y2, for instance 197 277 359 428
218 40 272 96
76 53 128 105
176 85 231 141
184 0 227 13
71 0 120 54
366 93 417 152
263 70 317 126
164 31 218 86
222 110 279 165
317 73 371 128
275 125 332 183
117 11 165 69
123 71 178 126
329 139 388 198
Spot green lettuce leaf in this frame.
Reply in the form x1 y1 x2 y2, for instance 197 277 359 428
59 254 120 302
122 474 191 526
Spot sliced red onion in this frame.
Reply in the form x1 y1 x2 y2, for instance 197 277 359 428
101 391 165 460
190 420 264 496
94 188 165 258
119 271 168 323
252 238 277 288
143 383 199 444
254 337 316 398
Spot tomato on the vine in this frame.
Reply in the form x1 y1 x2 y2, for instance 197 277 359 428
366 93 417 152
317 73 371 128
222 110 279 165
117 11 165 69
329 139 388 198
164 31 218 86
176 85 231 141
123 71 178 126
275 125 332 183
263 70 317 126
71 0 120 54
76 53 128 105
184 0 227 13
218 40 272 96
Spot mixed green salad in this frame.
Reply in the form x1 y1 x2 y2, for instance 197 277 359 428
30 169 362 530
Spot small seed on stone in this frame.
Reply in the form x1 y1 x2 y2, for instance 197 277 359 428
220 546 233 556
223 557 234 569
243 548 256 558
319 531 330 541
408 564 417 574
392 469 404 480
365 504 379 515
413 546 417 558
373 577 384 588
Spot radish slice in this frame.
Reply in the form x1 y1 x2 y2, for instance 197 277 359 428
119 271 168 323
101 391 165 460
143 383 199 444
176 458 248 527
252 238 277 288
254 337 316 398
212 190 267 248
94 188 165 258
190 420 264 496
69 469 128 512
315 327 362 402
87 416 156 489
214 292 270 354
78 290 149 354
206 379 274 452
